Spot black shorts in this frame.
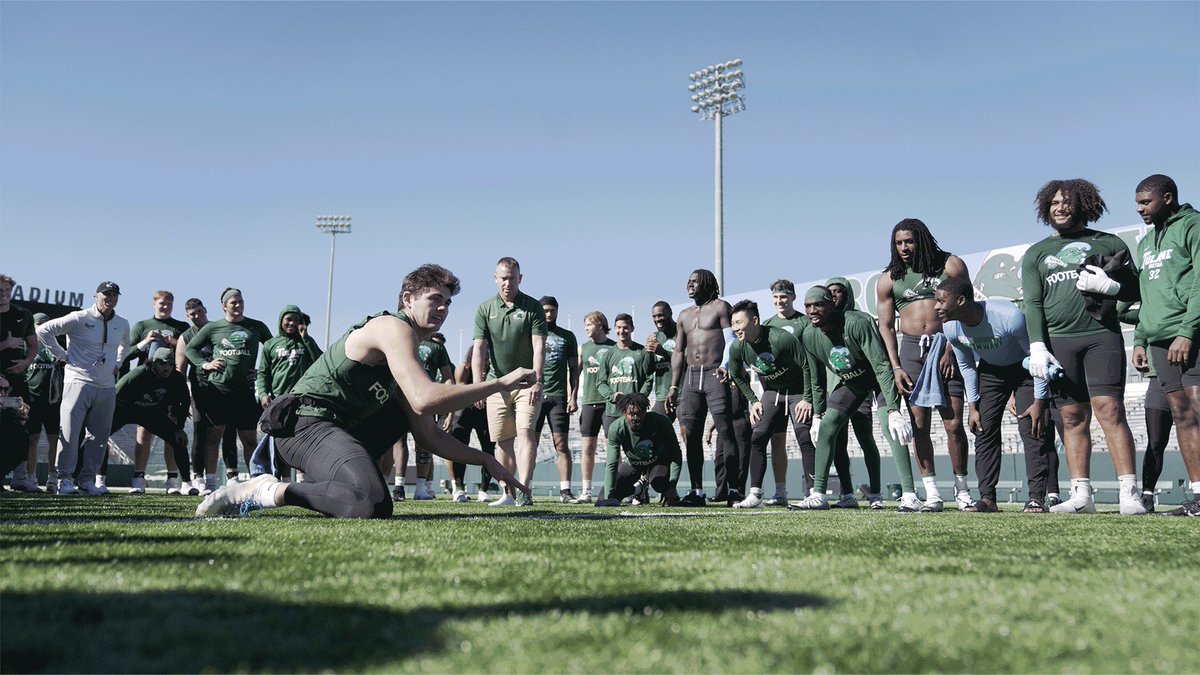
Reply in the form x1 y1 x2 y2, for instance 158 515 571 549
1149 339 1200 394
25 392 60 435
677 365 730 426
1048 331 1126 405
898 334 964 402
110 404 183 449
1144 377 1167 411
827 384 874 415
197 385 260 430
536 396 570 435
579 403 606 438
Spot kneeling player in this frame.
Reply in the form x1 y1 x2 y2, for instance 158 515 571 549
195 264 534 519
595 393 682 507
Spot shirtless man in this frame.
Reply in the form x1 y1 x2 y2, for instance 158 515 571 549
664 269 738 507
876 219 973 512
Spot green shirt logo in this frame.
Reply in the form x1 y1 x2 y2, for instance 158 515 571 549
752 352 776 376
1047 242 1092 269
629 438 656 465
829 346 855 373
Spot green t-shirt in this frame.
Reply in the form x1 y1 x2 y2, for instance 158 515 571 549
0 303 35 375
799 311 900 414
763 312 812 401
651 328 677 400
184 317 272 393
125 316 189 367
418 340 452 382
1134 204 1200 346
580 339 617 406
472 291 548 380
542 324 578 399
729 325 810 405
604 411 682 498
116 365 190 425
25 340 64 401
1021 228 1130 342
596 343 655 418
891 253 950 312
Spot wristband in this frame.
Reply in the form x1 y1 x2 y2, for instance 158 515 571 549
891 366 904 372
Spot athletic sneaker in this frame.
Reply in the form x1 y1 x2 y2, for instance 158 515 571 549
966 497 998 513
1141 493 1155 513
477 489 493 503
733 492 763 508
919 497 944 513
868 493 885 510
129 476 147 494
516 492 534 507
1163 499 1200 517
202 476 218 497
955 491 975 512
489 493 517 507
787 493 829 510
1118 486 1148 516
631 480 650 506
56 478 79 495
1045 493 1063 509
830 494 859 509
12 477 40 493
897 495 922 513
725 490 744 507
569 490 594 504
80 480 109 496
1022 499 1046 513
44 479 58 495
763 492 788 506
191 477 206 494
94 475 107 489
452 490 469 503
195 474 279 517
413 487 436 501
559 489 576 504
1049 489 1096 514
392 485 406 502
677 490 707 507
186 481 200 496
165 477 184 495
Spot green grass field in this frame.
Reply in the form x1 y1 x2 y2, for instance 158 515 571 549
1 492 1196 674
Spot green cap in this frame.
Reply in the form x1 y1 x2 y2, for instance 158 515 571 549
804 286 833 304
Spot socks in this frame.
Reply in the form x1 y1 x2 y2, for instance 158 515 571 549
582 480 592 494
954 475 969 494
415 478 427 493
902 491 918 501
1070 478 1092 500
560 481 570 491
253 478 281 508
394 475 403 487
922 475 941 500
750 487 762 496
1117 474 1136 496
1191 481 1200 497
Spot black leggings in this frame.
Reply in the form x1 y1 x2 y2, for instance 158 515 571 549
276 416 395 519
607 460 676 501
451 407 495 489
1143 405 1173 493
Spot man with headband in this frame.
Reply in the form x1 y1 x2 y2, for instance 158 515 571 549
790 286 921 511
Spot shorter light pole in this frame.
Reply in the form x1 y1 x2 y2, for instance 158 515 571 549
316 215 352 347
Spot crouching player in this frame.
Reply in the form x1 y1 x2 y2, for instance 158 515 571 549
595 393 682 507
195 264 534 519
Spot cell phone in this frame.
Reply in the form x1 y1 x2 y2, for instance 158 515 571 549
0 396 24 409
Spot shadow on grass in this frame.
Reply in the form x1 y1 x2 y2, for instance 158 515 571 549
1 588 830 673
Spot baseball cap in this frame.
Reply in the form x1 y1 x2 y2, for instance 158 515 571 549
33 312 50 324
149 346 173 363
96 281 121 295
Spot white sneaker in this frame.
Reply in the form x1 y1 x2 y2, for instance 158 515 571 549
452 490 469 503
788 493 829 510
476 490 493 503
80 480 110 496
129 476 147 494
570 490 594 504
1119 487 1148 516
898 494 922 512
56 478 79 495
202 476 218 497
919 497 944 512
94 475 107 489
868 493 885 510
165 477 183 495
763 492 788 506
195 474 279 517
191 477 205 494
630 480 651 506
955 491 975 512
733 492 763 508
1049 489 1096 514
488 493 517 507
831 494 859 509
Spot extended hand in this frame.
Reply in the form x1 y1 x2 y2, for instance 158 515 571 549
887 410 913 445
1075 265 1121 296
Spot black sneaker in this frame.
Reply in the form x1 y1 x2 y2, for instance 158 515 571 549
678 491 707 507
1163 498 1200 517
725 490 744 507
1141 494 1155 513
560 489 576 504
707 492 728 503
1045 494 1063 508
392 485 406 502
1022 499 1046 513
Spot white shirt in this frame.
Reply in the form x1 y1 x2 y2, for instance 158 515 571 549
35 305 129 387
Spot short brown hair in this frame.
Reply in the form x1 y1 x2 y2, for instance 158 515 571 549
399 264 461 309
153 290 174 302
584 311 609 333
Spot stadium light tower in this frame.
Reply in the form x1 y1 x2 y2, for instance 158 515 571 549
687 58 745 294
316 215 352 347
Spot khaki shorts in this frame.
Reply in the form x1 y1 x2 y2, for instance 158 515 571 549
486 388 538 442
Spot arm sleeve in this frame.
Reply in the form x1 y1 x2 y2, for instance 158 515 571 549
304 335 324 359
185 323 212 367
720 327 736 369
1178 224 1200 340
729 345 757 405
1021 246 1049 344
171 376 191 426
595 350 614 402
802 340 827 416
530 303 548 337
255 346 273 399
1009 311 1050 400
35 314 73 362
603 432 621 498
114 368 136 397
854 319 901 413
638 352 654 395
948 337 980 404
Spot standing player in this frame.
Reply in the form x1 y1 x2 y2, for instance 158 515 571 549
876 219 974 512
1023 178 1145 515
12 312 60 492
256 304 323 481
935 278 1056 513
791 287 915 511
761 280 817 505
472 257 546 507
184 288 272 491
596 314 655 429
112 347 192 491
1129 174 1200 516
1118 300 1173 513
826 277 883 508
646 302 678 420
196 264 534 519
727 300 813 508
449 345 497 502
574 311 616 503
665 270 738 508
535 296 580 503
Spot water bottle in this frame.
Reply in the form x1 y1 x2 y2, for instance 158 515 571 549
1023 356 1063 380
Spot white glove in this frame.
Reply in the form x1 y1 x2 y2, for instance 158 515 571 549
887 410 913 445
1028 342 1059 380
1075 264 1120 296
809 415 822 443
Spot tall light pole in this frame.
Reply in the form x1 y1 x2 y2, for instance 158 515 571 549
688 59 745 295
316 215 352 347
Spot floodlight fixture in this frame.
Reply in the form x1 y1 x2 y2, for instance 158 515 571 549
315 214 353 346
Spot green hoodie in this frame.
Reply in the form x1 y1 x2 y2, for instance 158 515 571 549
1134 204 1200 346
799 309 901 415
255 305 323 400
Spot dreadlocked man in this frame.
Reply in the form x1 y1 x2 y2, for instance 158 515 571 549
876 218 974 512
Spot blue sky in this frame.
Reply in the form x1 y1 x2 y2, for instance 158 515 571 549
2 1 1197 358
